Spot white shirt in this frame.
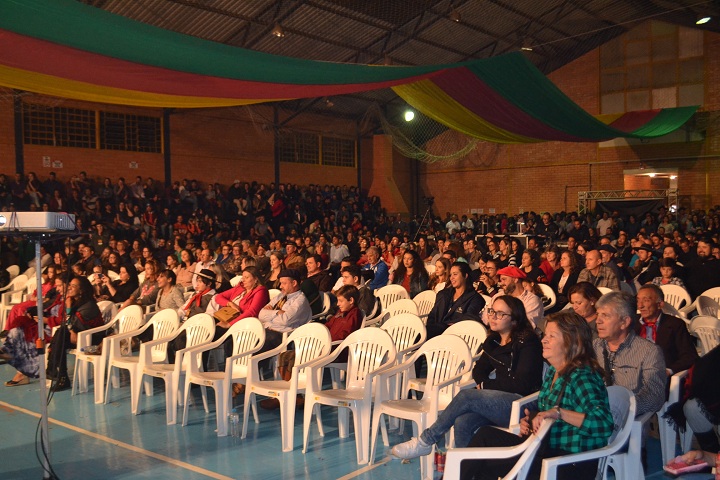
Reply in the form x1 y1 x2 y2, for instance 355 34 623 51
257 289 311 333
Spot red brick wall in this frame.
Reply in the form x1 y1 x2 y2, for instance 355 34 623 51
418 30 720 215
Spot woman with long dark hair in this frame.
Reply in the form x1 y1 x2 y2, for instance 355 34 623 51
47 276 105 391
391 250 429 298
426 262 485 338
549 250 582 311
392 295 543 457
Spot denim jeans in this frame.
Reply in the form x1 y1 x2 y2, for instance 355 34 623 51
420 388 521 448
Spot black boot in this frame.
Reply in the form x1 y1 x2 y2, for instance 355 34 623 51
694 430 720 453
52 375 71 392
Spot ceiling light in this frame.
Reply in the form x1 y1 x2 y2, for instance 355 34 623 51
449 8 461 23
648 173 656 178
271 23 285 37
404 110 415 122
696 15 711 25
324 97 334 108
521 39 533 52
670 175 677 180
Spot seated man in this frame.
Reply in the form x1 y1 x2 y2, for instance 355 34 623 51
363 246 389 291
593 291 666 417
578 249 620 291
636 284 697 378
305 254 332 292
257 269 312 352
338 264 377 317
492 266 544 331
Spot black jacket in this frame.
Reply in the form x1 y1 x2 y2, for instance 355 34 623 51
472 330 544 396
427 287 486 326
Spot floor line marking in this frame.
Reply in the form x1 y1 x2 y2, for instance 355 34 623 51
0 400 234 480
337 456 391 480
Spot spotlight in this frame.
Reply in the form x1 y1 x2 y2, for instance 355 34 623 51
324 97 334 108
271 23 285 37
670 175 677 180
520 39 533 52
696 15 711 25
649 173 656 178
449 8 461 23
404 110 415 122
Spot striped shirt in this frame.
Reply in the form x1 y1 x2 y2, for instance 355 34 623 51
593 332 667 415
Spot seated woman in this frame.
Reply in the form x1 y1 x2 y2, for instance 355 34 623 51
2 266 57 335
99 265 139 303
539 245 561 281
209 266 270 335
46 276 105 391
665 344 720 454
264 252 284 289
1 277 65 386
174 249 196 289
428 257 451 293
567 282 602 339
549 250 581 311
426 262 486 338
460 311 614 480
120 259 160 311
154 269 185 312
650 258 687 290
390 249 429 299
519 249 548 283
391 295 543 458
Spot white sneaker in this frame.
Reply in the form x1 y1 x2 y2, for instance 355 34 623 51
391 437 432 459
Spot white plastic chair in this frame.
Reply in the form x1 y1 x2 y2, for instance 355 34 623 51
71 305 143 404
538 283 556 312
135 313 215 424
658 370 693 465
374 284 410 310
104 310 179 412
22 277 38 302
138 271 146 284
425 264 436 276
680 287 720 318
380 313 427 425
268 288 281 302
689 316 720 355
0 275 30 329
303 327 397 465
5 265 19 281
444 418 556 480
413 290 436 319
597 286 613 295
660 284 692 311
107 270 120 282
242 322 332 452
384 298 419 320
369 335 472 479
183 317 265 436
229 275 242 287
407 320 487 396
362 299 383 328
662 302 688 324
545 386 636 480
310 292 332 321
697 296 720 318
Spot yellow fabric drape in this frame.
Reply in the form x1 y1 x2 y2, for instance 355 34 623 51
393 80 540 144
0 65 287 108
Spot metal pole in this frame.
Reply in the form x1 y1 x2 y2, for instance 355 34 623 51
35 241 51 479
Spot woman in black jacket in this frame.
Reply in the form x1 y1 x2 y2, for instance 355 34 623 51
391 295 544 459
426 262 485 338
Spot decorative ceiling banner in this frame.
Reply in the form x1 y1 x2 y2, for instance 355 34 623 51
0 0 698 143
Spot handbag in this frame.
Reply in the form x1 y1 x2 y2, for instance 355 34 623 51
213 305 240 323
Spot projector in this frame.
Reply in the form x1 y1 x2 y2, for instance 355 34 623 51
0 212 77 233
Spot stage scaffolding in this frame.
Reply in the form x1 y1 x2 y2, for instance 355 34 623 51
577 188 678 215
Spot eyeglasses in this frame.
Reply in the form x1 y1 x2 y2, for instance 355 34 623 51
487 309 511 320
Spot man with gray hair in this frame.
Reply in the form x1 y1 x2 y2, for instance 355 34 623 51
593 291 666 416
363 246 389 291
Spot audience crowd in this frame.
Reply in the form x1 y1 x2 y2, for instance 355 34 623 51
1 170 719 473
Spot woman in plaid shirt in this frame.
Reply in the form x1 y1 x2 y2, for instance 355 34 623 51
463 311 614 480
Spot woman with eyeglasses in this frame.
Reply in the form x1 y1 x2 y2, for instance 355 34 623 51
391 295 544 459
